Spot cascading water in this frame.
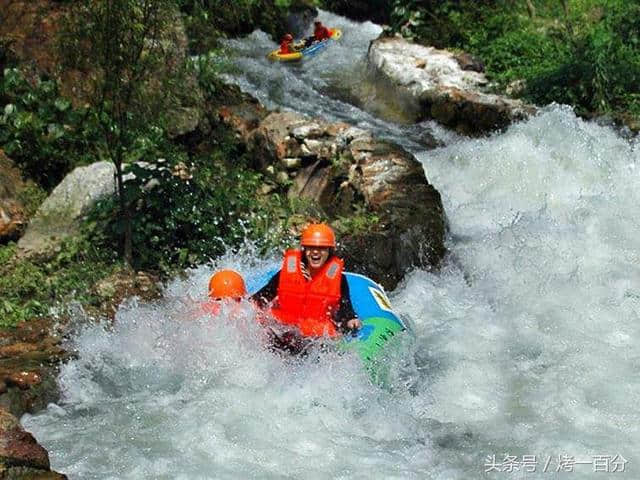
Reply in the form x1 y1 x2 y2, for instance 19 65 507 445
23 10 639 480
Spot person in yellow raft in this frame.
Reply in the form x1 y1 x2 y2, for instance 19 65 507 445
303 20 333 48
251 223 362 340
279 33 295 55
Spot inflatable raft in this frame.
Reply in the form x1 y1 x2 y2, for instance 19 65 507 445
267 29 342 62
248 268 407 370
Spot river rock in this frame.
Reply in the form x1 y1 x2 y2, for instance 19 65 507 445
217 101 447 289
17 161 116 258
0 318 69 479
0 151 29 242
90 270 162 319
0 318 69 418
368 36 536 135
0 407 67 478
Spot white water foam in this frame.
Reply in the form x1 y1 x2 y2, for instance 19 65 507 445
23 11 640 480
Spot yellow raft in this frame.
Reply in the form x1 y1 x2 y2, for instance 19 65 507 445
267 29 342 62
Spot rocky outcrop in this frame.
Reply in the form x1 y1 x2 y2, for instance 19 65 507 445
89 270 161 319
217 99 447 289
0 318 69 418
0 407 67 479
0 1 66 78
368 36 536 135
17 161 116 258
0 151 29 242
0 317 69 477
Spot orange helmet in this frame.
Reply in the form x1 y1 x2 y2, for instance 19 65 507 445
300 223 336 248
208 270 247 300
283 33 293 41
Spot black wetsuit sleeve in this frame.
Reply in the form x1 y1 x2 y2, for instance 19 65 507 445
334 274 358 331
250 272 280 308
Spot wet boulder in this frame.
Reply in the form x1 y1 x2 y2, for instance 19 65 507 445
0 406 67 478
218 102 447 289
368 36 536 135
0 318 70 418
0 317 69 478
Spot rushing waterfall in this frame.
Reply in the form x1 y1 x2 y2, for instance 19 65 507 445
23 11 640 480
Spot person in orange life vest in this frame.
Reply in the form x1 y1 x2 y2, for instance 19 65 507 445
251 223 362 338
304 20 332 47
201 269 247 316
313 21 332 41
279 33 294 54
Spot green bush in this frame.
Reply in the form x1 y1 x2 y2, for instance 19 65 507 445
385 0 640 120
523 1 640 116
0 240 118 327
178 0 294 52
0 68 100 191
388 0 501 48
478 28 568 87
86 130 277 273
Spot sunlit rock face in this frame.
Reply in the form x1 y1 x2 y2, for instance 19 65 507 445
217 103 447 289
368 36 536 135
0 406 67 479
0 318 69 418
17 162 116 258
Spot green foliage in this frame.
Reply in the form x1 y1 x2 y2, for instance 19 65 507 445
0 68 100 190
188 51 229 100
178 0 292 53
0 240 118 328
386 0 640 120
59 0 184 146
388 0 499 48
16 183 47 218
334 208 380 236
59 0 191 264
86 131 276 273
522 1 640 116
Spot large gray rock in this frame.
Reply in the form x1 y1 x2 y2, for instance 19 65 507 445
218 103 447 289
368 36 536 135
17 161 116 257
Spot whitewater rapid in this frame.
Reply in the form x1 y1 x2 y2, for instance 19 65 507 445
24 10 640 480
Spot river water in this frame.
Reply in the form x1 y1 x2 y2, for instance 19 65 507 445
23 11 640 480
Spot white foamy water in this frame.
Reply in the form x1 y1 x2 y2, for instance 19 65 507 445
23 11 640 480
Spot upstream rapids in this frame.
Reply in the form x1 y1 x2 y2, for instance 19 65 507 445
23 10 640 480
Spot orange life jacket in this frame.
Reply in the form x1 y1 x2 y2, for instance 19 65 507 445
279 40 292 54
314 26 332 41
272 249 343 337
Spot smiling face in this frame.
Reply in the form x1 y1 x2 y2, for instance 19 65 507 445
304 246 330 274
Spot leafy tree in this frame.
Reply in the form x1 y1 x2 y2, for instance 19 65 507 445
58 0 186 266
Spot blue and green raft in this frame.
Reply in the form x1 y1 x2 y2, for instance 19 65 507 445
249 269 408 379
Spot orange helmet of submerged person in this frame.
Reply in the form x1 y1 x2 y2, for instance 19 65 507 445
300 223 336 248
208 269 247 301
